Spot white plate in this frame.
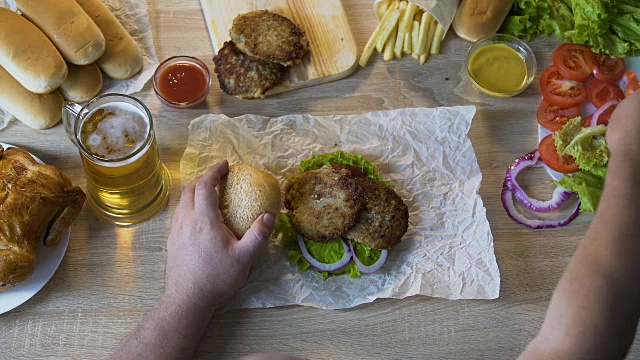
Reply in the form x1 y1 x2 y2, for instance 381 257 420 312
0 143 70 314
537 56 640 180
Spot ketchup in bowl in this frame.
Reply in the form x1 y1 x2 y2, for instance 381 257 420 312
153 56 211 108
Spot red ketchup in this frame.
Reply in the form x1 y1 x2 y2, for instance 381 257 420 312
157 63 208 104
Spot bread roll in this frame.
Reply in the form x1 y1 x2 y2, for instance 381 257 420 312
0 8 67 94
76 0 143 80
16 0 106 66
219 164 282 238
60 63 103 103
452 0 513 42
0 65 63 130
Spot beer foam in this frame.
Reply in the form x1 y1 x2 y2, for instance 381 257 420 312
82 103 150 160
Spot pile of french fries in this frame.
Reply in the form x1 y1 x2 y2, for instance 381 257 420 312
359 0 445 67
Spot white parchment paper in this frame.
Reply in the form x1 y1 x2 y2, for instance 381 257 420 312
0 0 158 130
180 107 500 310
373 0 459 37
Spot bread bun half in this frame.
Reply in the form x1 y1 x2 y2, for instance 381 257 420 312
219 164 281 238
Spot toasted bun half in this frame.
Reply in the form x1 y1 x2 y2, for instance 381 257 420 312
219 164 281 238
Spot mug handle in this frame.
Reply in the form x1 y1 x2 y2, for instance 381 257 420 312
62 101 86 146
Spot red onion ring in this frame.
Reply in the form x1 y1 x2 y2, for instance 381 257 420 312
590 100 618 127
297 235 353 273
505 150 574 213
502 182 580 229
347 240 388 274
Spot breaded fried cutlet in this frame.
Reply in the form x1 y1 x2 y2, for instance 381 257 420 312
284 166 365 242
344 179 409 250
213 41 286 99
231 10 310 67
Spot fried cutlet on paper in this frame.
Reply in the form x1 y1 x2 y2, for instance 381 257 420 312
344 179 409 250
213 41 286 99
231 10 309 67
284 166 365 242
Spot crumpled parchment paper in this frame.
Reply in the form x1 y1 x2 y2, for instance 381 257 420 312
373 0 459 37
180 107 500 310
0 0 158 130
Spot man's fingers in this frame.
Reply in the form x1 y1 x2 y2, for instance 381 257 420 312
194 161 229 216
178 179 198 212
237 213 276 257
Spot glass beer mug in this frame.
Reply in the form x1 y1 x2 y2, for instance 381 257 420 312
63 94 171 225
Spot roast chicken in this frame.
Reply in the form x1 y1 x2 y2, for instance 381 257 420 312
0 145 85 290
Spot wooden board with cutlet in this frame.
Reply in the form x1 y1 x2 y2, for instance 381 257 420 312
200 0 358 98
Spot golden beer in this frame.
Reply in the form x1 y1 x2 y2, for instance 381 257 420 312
63 94 170 225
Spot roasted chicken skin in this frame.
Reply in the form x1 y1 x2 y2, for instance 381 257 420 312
0 145 85 290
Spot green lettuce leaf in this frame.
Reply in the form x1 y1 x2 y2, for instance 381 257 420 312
502 15 533 39
554 117 608 174
554 171 606 212
552 118 609 212
275 151 388 279
542 0 575 39
612 15 640 49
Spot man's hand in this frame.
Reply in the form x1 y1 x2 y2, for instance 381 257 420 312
113 161 276 359
165 160 275 312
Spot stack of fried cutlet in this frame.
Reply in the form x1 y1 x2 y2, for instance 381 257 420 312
213 10 310 99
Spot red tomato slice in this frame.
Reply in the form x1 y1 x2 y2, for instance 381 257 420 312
582 104 617 127
588 52 625 83
587 79 624 108
553 43 595 82
537 99 581 132
540 66 587 107
539 135 579 174
624 70 640 97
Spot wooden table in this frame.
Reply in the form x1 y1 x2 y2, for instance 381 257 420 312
3 1 639 359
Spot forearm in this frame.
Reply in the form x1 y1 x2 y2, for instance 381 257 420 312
522 158 640 359
112 293 217 360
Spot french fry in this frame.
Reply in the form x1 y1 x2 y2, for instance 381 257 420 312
394 2 417 59
403 32 411 54
419 16 437 65
430 23 445 55
415 11 433 56
376 0 391 18
375 9 401 53
384 27 397 61
411 19 420 56
359 2 399 67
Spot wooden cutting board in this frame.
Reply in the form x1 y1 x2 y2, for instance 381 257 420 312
200 0 358 95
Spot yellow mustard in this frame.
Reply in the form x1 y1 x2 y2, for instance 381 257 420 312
469 43 527 95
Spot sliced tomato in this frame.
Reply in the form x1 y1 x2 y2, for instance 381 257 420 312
588 52 625 83
587 79 624 108
540 66 587 107
623 70 640 97
539 135 579 174
553 43 595 82
582 104 617 127
537 99 581 132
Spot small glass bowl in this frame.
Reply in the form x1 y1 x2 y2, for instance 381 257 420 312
153 56 211 109
466 34 537 98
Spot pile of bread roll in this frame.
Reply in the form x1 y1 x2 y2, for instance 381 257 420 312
0 0 143 130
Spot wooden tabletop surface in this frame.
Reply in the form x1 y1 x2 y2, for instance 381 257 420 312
3 1 639 359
